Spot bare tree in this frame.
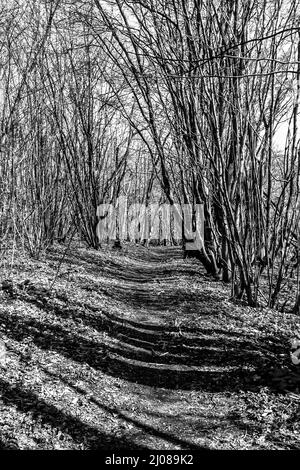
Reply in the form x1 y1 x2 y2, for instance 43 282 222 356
92 0 300 307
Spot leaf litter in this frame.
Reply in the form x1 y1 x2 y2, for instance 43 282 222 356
0 242 299 449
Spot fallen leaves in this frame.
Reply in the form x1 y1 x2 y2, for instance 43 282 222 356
0 243 299 450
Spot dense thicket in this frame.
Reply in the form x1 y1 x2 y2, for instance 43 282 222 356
0 0 299 310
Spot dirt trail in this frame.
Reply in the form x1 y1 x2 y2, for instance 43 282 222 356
0 244 298 449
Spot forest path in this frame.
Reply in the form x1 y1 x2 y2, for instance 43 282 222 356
0 244 297 449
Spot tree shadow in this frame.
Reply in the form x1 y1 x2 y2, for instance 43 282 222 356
89 282 220 312
6 280 228 332
1 244 293 394
41 368 208 450
0 377 148 450
0 306 290 393
46 246 201 285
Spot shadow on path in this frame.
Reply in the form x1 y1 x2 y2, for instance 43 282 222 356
1 246 292 394
0 306 289 393
0 377 148 450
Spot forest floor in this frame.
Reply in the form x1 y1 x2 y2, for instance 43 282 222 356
0 242 300 450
